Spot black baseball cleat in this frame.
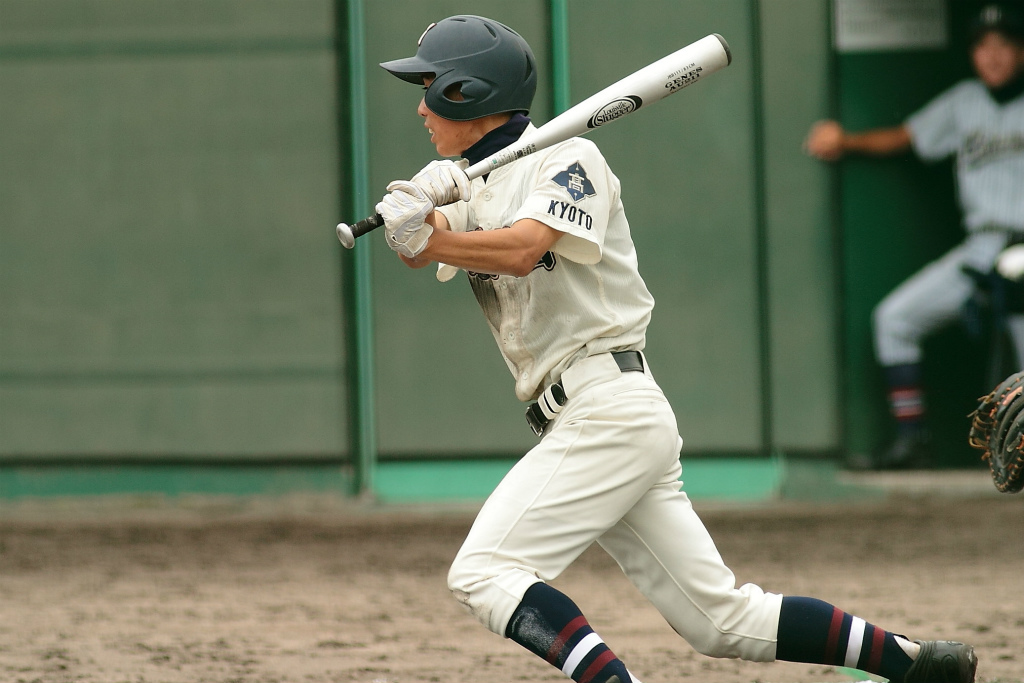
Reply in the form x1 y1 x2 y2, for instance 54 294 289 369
605 675 643 683
874 430 932 470
903 640 978 683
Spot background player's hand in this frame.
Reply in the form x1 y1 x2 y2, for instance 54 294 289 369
804 120 846 161
998 244 1024 281
411 159 473 206
376 180 435 258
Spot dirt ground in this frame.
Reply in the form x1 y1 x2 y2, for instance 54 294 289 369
1 491 1022 683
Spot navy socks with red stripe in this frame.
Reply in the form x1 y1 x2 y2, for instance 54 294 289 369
506 582 633 683
884 363 925 436
777 597 914 682
506 588 915 683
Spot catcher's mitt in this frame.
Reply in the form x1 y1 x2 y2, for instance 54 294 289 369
968 371 1024 493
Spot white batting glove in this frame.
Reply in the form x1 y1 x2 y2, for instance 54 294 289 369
998 244 1024 281
411 159 473 206
376 180 435 258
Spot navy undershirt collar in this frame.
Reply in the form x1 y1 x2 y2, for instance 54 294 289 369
989 72 1024 105
461 113 532 169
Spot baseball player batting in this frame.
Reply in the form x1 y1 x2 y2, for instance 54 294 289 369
805 2 1024 470
371 14 977 683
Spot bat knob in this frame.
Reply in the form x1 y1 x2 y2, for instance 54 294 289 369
336 222 355 249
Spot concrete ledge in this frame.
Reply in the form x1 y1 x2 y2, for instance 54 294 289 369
835 468 1002 497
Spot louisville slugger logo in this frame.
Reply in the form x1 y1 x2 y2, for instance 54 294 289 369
587 96 642 128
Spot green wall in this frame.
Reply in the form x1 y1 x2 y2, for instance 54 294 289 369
365 0 837 459
0 0 346 458
0 1 841 496
761 1 839 454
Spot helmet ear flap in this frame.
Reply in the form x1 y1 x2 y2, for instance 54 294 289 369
425 74 496 119
423 73 461 117
458 78 493 103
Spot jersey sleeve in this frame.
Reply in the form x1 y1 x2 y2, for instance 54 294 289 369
513 138 616 265
906 81 969 161
435 195 470 233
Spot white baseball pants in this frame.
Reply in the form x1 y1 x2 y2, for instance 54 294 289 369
447 352 783 662
874 231 1024 367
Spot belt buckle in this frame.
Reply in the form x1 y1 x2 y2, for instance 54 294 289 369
525 382 566 437
525 405 547 436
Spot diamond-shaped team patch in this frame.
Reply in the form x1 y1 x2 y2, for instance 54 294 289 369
553 162 596 202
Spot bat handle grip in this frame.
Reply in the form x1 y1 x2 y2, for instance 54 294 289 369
336 213 384 249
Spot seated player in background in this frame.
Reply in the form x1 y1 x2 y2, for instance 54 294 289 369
804 3 1024 469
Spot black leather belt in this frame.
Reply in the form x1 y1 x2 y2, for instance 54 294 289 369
525 350 644 436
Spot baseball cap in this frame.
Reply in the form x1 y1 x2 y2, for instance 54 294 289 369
970 3 1024 45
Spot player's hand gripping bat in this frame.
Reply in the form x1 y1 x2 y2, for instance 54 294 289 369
337 33 732 248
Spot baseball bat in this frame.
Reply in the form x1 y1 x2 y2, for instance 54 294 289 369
337 33 731 248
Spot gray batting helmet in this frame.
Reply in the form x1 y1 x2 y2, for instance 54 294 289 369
380 15 538 121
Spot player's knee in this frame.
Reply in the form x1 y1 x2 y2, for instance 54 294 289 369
446 561 472 606
873 299 920 345
446 557 474 607
872 298 900 333
446 556 503 633
448 557 538 636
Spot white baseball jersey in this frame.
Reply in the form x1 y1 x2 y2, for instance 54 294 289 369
437 124 654 402
907 79 1024 231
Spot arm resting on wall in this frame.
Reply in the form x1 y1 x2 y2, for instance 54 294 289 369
804 120 912 161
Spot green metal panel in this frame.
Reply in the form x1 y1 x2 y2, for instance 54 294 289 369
759 1 840 453
567 1 762 453
0 0 345 457
0 381 344 455
0 0 331 50
0 0 851 495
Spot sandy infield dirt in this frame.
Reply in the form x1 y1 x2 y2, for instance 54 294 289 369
1 492 1022 683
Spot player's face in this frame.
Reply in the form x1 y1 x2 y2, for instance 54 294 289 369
971 31 1024 89
418 77 483 157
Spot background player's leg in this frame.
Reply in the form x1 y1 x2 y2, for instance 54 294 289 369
1004 313 1024 369
878 362 927 464
872 239 989 467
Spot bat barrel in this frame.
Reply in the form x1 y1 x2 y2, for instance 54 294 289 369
714 34 732 65
469 34 731 179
